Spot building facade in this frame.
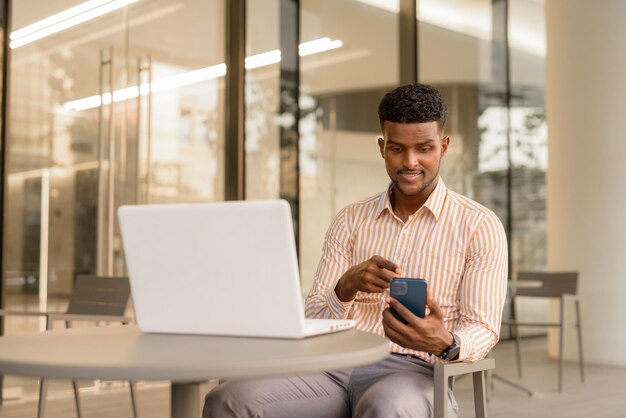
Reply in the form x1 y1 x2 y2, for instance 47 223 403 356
1 0 564 397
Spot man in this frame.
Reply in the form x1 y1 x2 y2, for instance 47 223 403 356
204 84 507 418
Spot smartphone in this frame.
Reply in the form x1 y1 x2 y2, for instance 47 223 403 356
389 278 427 323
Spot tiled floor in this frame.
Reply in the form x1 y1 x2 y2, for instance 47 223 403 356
456 337 626 417
1 336 625 417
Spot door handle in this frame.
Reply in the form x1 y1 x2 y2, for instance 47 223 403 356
97 46 115 276
135 55 153 204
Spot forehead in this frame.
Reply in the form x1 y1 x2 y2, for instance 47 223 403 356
382 121 441 142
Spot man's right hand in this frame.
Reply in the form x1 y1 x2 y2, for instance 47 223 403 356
334 255 401 302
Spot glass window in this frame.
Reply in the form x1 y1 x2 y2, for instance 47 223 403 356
3 0 225 324
2 0 226 400
245 0 281 200
6 0 128 330
509 0 547 272
299 0 399 293
418 0 506 218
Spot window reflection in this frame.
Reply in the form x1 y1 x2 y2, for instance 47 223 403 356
4 0 226 322
300 0 399 292
510 0 547 272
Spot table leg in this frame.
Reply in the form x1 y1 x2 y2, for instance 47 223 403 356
171 381 220 418
171 382 203 418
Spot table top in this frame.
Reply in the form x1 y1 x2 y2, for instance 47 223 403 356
0 325 390 382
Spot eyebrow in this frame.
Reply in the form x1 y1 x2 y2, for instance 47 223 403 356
385 138 436 146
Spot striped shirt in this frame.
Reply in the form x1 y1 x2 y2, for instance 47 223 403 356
305 178 508 364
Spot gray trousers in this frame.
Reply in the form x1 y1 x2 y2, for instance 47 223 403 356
203 354 458 418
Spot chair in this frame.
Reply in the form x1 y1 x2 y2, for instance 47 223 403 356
433 358 495 418
0 274 138 418
503 271 584 392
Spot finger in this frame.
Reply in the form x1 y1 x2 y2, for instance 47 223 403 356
367 273 393 289
364 283 387 293
362 273 391 292
372 255 400 274
382 309 403 331
388 297 422 327
382 306 402 326
378 266 401 281
368 264 399 283
382 313 411 347
383 301 414 333
365 263 397 284
426 291 443 319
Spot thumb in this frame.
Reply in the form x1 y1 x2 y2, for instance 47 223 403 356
426 291 443 318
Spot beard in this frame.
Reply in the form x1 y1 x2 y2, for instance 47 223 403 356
391 161 440 199
392 174 435 197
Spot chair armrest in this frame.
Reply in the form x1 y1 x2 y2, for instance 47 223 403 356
435 358 495 378
47 313 132 324
433 359 494 418
0 309 51 317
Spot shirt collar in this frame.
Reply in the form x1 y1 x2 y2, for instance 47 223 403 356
423 177 447 222
375 177 447 222
375 184 395 219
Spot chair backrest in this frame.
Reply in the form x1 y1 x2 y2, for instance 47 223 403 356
65 275 131 316
513 271 578 298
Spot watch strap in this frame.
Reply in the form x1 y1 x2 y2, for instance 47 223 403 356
440 332 460 361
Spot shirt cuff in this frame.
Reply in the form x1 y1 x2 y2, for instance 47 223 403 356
324 288 354 319
454 331 473 362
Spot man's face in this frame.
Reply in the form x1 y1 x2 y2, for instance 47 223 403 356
378 120 449 202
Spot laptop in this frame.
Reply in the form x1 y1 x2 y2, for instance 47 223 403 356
118 199 355 338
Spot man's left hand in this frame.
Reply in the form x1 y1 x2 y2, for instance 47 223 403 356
382 291 454 356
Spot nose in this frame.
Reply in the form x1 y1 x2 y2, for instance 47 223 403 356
403 149 420 169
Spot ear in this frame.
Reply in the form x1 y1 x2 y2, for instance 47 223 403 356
377 137 385 158
440 136 450 158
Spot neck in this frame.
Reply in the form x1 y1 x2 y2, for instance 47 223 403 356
390 191 423 222
390 178 438 222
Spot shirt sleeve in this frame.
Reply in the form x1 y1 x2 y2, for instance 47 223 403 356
455 211 508 361
305 207 355 319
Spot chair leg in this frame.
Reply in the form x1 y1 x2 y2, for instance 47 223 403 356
72 380 82 418
575 299 585 383
433 367 448 418
130 381 139 418
558 297 564 392
38 378 48 418
509 295 523 378
473 371 488 418
513 322 523 378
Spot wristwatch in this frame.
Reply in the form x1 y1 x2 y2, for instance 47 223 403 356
440 332 460 361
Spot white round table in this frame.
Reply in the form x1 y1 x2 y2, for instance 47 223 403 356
0 325 390 417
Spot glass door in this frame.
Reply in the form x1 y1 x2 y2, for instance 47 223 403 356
6 0 129 325
127 0 225 207
4 0 226 325
3 0 226 402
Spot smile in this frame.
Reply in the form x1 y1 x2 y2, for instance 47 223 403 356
398 172 423 180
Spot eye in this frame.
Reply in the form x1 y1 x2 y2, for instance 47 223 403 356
420 146 431 153
390 146 402 153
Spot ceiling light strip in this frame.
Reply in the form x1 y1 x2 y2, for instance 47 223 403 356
10 0 139 49
63 38 341 112
10 0 113 40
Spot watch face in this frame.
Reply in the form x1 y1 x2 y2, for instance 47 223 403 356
441 333 460 360
444 345 460 361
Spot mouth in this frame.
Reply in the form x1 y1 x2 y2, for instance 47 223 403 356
398 171 423 181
